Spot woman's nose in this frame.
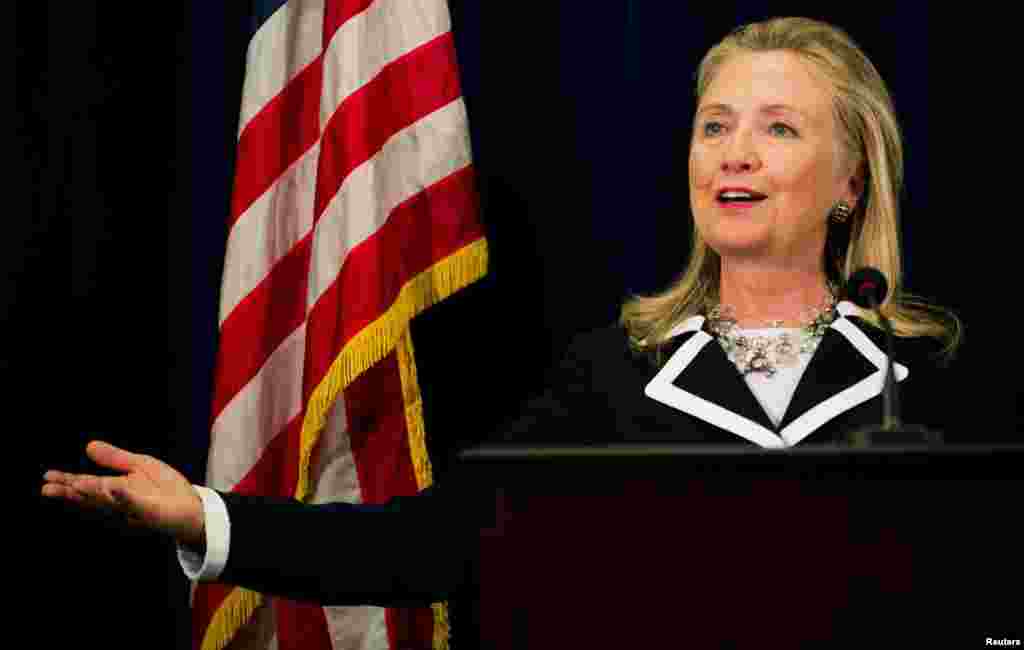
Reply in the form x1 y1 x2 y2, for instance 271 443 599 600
720 131 760 173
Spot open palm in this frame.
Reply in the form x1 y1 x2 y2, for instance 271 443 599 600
42 441 205 546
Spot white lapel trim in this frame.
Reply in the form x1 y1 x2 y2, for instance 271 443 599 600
644 319 787 449
643 302 910 448
779 301 909 446
666 314 706 338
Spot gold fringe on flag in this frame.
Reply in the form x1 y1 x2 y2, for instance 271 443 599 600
430 602 451 650
397 329 449 650
200 588 264 650
396 328 432 491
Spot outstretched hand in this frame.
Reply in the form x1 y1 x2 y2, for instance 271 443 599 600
42 441 205 547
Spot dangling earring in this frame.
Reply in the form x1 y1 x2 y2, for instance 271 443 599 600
830 201 852 224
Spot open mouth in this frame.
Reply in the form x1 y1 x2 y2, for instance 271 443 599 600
716 189 767 204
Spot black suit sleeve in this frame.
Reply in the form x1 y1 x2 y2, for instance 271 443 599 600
216 484 476 607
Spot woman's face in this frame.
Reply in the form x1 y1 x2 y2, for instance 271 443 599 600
689 50 860 266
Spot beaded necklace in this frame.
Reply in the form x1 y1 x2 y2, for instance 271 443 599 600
705 295 838 378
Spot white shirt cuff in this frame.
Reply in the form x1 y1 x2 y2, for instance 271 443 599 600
176 485 230 581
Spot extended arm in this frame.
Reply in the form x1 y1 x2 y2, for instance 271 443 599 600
215 485 475 607
43 443 475 607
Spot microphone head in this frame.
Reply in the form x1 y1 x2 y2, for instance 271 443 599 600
846 267 888 309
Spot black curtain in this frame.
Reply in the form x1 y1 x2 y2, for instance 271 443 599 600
30 4 193 649
29 3 1017 648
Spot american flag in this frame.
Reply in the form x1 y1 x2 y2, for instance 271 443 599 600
191 1 486 649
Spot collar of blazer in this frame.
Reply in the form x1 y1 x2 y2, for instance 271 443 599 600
643 301 909 447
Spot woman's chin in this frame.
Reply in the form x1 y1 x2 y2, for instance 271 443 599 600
705 233 773 258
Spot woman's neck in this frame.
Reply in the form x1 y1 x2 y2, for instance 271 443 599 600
717 259 833 327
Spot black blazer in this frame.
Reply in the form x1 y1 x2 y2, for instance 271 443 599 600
215 301 964 607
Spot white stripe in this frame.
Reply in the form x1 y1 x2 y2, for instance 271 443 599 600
207 324 306 491
323 606 388 650
645 332 787 448
307 98 473 309
239 0 326 135
305 397 389 650
219 142 320 325
319 0 450 131
307 392 359 505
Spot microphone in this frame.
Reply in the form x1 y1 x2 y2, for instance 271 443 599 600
846 267 888 312
842 267 941 446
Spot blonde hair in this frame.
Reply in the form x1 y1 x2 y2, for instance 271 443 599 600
620 16 960 363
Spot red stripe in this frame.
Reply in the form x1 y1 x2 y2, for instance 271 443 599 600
229 56 323 229
232 410 306 498
386 608 436 650
344 349 434 648
274 598 333 650
210 234 311 422
342 350 420 505
192 583 236 650
304 165 482 400
312 31 462 222
323 0 375 45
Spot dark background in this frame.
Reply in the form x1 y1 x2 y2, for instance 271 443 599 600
23 3 1017 648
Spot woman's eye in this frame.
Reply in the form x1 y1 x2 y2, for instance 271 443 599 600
703 121 725 137
769 122 797 137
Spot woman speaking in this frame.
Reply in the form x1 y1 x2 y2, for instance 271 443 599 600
43 13 961 617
